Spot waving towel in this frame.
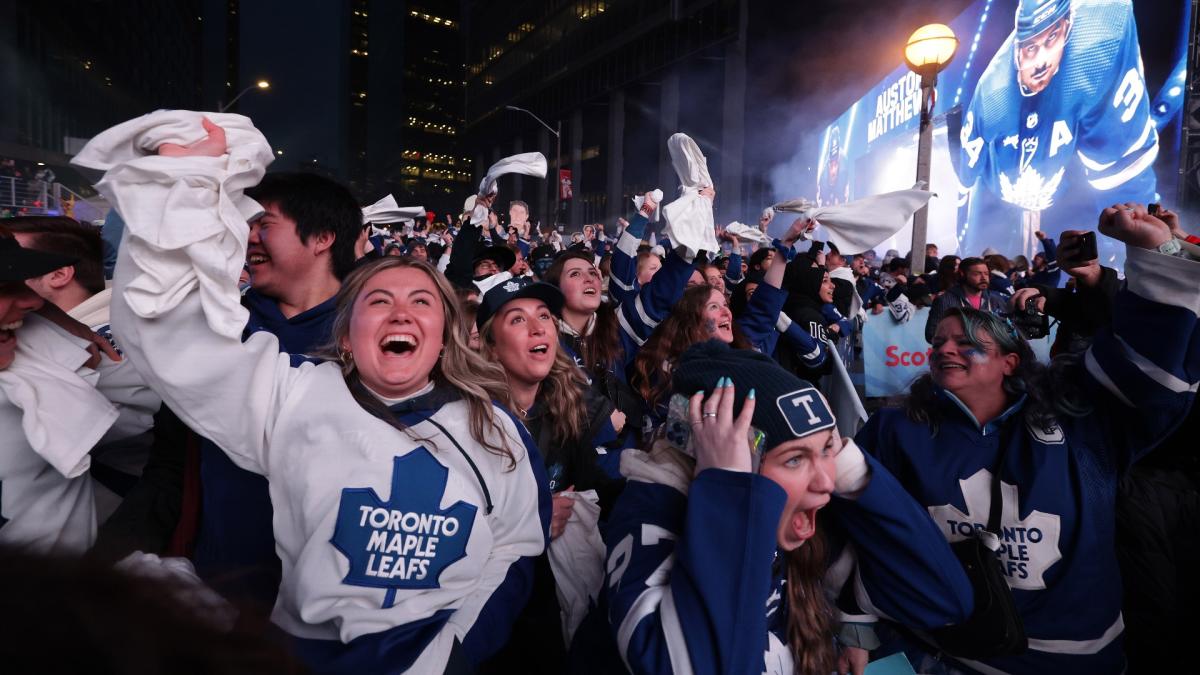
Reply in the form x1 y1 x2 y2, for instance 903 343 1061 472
661 133 719 256
725 221 771 245
469 152 548 224
71 110 274 340
362 194 425 225
771 189 932 254
478 152 548 196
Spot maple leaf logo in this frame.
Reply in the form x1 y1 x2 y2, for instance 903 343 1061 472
330 447 477 607
928 469 1062 591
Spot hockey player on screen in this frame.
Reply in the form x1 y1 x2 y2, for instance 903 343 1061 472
957 0 1158 256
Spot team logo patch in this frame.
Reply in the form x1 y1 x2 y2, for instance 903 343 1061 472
1026 418 1065 445
929 469 1062 590
775 387 835 438
331 447 477 607
503 280 521 293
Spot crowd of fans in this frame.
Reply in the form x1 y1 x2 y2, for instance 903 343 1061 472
1 113 1198 675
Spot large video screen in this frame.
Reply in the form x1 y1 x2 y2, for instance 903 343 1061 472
814 0 1190 266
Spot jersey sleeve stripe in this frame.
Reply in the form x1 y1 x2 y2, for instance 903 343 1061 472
1086 141 1158 191
1084 349 1136 407
1114 334 1199 393
659 587 696 675
617 307 647 347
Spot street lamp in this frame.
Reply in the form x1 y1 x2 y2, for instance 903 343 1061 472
903 24 957 275
219 79 271 113
504 105 562 229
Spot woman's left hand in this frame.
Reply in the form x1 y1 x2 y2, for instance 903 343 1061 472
836 646 868 675
689 378 756 476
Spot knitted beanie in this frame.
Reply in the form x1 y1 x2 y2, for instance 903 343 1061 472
671 341 834 450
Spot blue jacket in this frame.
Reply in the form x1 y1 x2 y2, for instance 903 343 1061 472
857 245 1200 674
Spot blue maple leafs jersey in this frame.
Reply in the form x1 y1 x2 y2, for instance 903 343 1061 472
856 245 1200 673
959 0 1157 214
603 446 973 675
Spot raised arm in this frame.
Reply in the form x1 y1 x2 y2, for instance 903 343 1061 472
94 115 304 476
1082 204 1200 469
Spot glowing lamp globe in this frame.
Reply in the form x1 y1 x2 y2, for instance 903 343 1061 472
256 79 271 89
904 24 958 77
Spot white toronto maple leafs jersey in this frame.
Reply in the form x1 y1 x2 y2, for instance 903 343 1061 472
96 115 550 672
112 249 550 674
856 244 1200 673
959 0 1157 213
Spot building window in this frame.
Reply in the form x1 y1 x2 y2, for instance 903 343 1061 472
577 2 608 20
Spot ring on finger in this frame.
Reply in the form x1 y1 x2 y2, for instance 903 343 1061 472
702 411 718 419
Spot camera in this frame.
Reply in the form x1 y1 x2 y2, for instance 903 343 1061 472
1011 295 1049 340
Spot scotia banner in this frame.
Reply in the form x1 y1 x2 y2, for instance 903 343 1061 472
862 308 1055 398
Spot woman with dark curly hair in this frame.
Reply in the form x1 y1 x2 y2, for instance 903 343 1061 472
855 205 1200 674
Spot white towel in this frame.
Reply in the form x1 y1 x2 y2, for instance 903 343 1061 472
661 134 720 256
724 221 771 245
362 194 425 225
771 189 932 255
632 188 664 223
0 314 116 478
478 152 548 196
547 490 606 645
473 270 514 295
71 110 274 340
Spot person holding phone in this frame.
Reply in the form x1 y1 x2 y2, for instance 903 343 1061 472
605 341 973 675
1009 228 1116 356
858 204 1200 673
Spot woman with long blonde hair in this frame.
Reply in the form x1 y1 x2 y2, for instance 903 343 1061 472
474 275 621 672
102 117 550 674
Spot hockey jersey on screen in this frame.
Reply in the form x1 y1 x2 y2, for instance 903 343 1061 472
959 0 1157 216
856 244 1200 673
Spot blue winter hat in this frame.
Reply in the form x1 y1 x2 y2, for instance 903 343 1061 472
671 341 835 451
477 276 564 329
1015 0 1071 42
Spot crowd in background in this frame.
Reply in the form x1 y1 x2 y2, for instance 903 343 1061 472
1 113 1198 675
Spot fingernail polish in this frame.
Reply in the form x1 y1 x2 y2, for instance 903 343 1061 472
747 388 756 400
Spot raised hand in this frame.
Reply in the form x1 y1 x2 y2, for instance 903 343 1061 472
157 117 228 158
782 216 815 245
688 377 756 475
1098 203 1171 250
